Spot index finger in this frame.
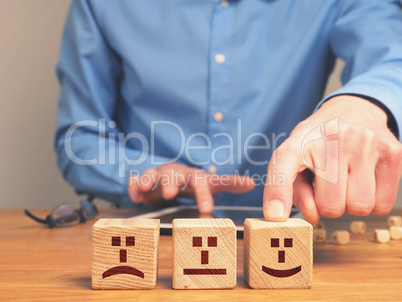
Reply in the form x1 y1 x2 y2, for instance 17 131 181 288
263 139 306 221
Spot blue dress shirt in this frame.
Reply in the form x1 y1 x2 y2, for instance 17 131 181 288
55 0 402 207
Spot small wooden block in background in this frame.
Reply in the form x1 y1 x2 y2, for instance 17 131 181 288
313 222 325 230
374 229 390 243
387 216 402 227
92 218 160 289
332 230 350 245
244 218 313 289
172 218 236 289
350 221 366 234
390 226 402 240
313 229 326 243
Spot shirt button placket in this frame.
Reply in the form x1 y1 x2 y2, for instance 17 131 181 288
207 0 234 174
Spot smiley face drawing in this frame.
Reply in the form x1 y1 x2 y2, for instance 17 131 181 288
261 237 302 278
92 219 160 290
244 218 313 289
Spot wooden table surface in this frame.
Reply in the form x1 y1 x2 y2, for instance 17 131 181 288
1 208 401 301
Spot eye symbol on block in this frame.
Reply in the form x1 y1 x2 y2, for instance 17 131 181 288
262 238 301 278
183 236 226 275
102 236 144 279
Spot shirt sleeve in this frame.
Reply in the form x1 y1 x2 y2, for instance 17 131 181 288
55 0 174 207
316 0 402 141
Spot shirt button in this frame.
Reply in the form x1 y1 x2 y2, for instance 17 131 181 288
208 165 218 174
213 111 224 122
220 0 229 8
215 53 226 64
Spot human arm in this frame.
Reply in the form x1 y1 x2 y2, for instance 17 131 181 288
263 0 402 223
55 0 176 206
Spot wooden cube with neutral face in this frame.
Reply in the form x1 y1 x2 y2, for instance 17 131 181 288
244 218 313 289
92 219 160 289
172 218 236 289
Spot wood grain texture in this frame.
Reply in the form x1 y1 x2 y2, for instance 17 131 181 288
172 218 236 289
1 209 402 301
92 218 160 289
244 218 313 289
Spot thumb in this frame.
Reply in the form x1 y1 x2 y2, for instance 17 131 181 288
263 141 304 221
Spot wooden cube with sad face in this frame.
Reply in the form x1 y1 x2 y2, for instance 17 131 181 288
172 218 236 289
92 218 160 289
244 218 313 289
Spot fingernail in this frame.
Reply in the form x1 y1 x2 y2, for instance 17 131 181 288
266 200 285 218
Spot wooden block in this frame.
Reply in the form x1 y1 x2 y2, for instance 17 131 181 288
172 218 236 289
390 226 402 240
313 229 326 243
313 222 325 230
374 229 390 243
350 221 366 234
332 230 350 245
244 218 313 289
387 216 402 227
92 218 160 289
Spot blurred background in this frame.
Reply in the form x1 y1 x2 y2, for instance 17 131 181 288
1 0 401 209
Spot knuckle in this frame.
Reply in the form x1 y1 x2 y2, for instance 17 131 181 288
346 203 373 216
128 175 140 187
144 168 158 176
383 142 402 164
158 165 172 174
319 208 343 219
372 205 393 216
373 197 396 215
292 120 317 135
273 144 300 161
363 129 376 142
338 123 352 136
317 202 344 218
346 192 375 216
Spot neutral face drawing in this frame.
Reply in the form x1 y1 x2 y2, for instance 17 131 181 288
183 236 226 275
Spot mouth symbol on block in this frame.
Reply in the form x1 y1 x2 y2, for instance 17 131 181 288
102 266 144 279
183 269 226 275
262 237 301 278
102 236 144 279
183 236 227 276
262 265 301 278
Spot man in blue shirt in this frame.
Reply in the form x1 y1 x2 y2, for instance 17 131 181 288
56 0 402 224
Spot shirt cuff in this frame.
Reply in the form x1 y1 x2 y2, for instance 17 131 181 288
315 85 401 141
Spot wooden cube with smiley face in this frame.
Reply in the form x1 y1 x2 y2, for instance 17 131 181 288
172 218 236 289
92 218 160 289
244 218 313 289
